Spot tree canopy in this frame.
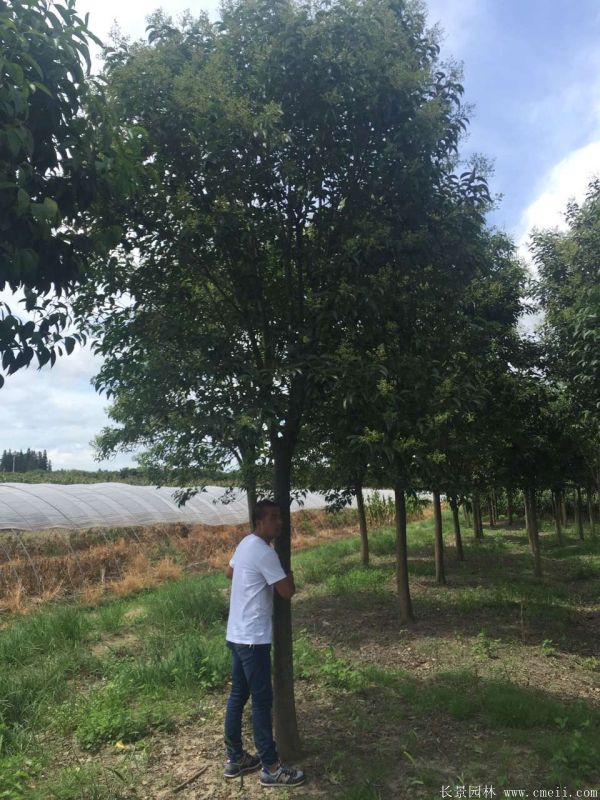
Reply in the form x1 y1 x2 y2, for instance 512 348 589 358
0 0 137 384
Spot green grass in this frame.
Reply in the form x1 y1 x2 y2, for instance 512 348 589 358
144 572 229 631
1 509 600 796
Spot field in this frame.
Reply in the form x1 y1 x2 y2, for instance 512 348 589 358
0 509 359 614
1 510 600 800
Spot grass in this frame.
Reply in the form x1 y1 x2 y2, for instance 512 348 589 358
0 509 599 797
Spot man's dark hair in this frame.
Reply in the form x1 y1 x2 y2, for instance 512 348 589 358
252 499 280 528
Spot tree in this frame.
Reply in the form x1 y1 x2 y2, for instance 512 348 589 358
85 0 490 755
0 0 137 384
531 179 600 499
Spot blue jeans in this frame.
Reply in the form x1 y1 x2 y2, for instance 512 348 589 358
224 641 278 767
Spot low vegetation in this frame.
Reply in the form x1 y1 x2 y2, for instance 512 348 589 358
0 509 359 614
0 510 599 799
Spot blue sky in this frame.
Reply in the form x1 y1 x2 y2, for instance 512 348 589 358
2 0 600 470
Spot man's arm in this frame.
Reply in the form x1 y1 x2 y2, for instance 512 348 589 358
225 564 234 580
273 571 295 600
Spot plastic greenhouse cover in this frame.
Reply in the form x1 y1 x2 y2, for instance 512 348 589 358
0 483 392 532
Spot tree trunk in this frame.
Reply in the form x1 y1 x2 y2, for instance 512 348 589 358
487 495 495 528
463 501 471 527
492 488 498 525
272 443 302 760
560 492 567 528
472 491 483 539
355 483 369 567
507 489 514 527
588 488 596 536
450 497 464 561
432 490 446 584
394 482 413 623
576 486 584 540
525 487 542 577
553 490 563 545
246 482 257 529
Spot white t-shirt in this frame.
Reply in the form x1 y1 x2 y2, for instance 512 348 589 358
226 533 287 645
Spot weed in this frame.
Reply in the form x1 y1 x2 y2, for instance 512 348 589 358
72 681 175 750
38 760 141 800
144 573 228 632
472 629 501 660
541 638 558 657
122 630 229 691
0 754 37 799
0 606 91 666
365 491 396 527
546 720 598 782
326 567 387 596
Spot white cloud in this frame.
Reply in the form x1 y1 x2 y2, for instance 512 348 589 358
76 0 220 56
517 139 600 261
0 340 136 471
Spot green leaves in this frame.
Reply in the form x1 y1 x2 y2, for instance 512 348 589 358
0 0 134 383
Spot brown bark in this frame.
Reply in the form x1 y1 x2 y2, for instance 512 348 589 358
576 486 584 540
487 495 495 528
463 503 471 527
432 490 446 584
507 489 514 527
560 492 567 528
472 491 483 539
449 497 464 561
525 487 542 578
355 483 369 567
588 488 596 536
272 442 302 759
246 483 257 529
394 482 414 623
553 490 563 545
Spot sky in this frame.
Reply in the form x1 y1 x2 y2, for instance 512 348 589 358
2 0 600 470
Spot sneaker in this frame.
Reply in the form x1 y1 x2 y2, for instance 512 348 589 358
259 763 306 787
224 750 261 778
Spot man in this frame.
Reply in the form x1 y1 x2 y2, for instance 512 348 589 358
224 499 306 787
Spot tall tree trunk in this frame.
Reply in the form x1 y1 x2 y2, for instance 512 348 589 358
588 487 596 536
576 486 584 540
272 442 302 759
507 489 514 527
450 497 464 561
492 488 499 525
472 490 483 539
560 491 567 528
553 490 563 545
355 483 369 567
487 495 495 528
238 446 258 528
432 490 446 584
246 481 257 529
463 501 471 527
394 482 413 623
525 487 542 578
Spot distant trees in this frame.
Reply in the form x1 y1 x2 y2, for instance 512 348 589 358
0 448 51 472
532 177 600 529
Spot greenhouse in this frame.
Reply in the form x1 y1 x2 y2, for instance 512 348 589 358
0 483 344 531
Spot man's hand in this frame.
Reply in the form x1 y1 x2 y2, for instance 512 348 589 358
225 565 234 580
273 571 295 600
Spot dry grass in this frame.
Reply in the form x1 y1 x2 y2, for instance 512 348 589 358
0 509 360 614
